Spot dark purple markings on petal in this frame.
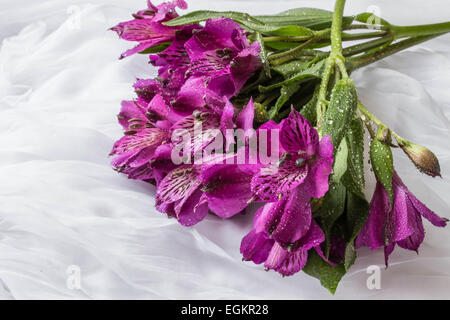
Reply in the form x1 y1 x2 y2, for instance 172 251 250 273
110 128 168 156
251 159 309 201
264 242 308 276
172 111 221 154
156 166 202 206
280 109 319 155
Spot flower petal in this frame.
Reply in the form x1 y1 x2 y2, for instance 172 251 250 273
240 230 274 264
280 109 319 154
264 242 308 276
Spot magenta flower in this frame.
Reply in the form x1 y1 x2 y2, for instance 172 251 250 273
240 205 325 276
110 95 173 181
171 95 255 156
184 18 261 98
155 99 256 225
240 110 334 276
111 0 188 59
150 25 200 99
155 162 254 226
252 109 334 203
356 172 448 265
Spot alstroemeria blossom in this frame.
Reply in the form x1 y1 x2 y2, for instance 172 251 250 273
155 161 254 226
356 172 448 265
111 0 188 59
240 204 325 276
110 95 173 180
252 110 334 203
184 18 261 98
150 25 200 98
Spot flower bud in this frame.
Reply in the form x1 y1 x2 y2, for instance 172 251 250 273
254 102 268 124
399 140 441 177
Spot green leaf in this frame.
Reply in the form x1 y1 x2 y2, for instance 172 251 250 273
255 8 354 30
355 12 391 27
299 85 319 125
138 42 171 54
164 10 262 27
267 82 301 120
259 59 325 92
332 139 348 183
265 25 314 37
265 42 302 51
303 250 346 294
343 191 369 270
370 138 394 205
318 182 347 257
322 78 358 155
342 118 365 194
254 32 271 78
165 10 314 35
272 60 309 78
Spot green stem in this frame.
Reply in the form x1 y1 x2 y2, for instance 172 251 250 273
330 0 346 54
316 0 347 129
268 29 330 65
392 21 450 38
347 34 443 71
357 101 402 141
342 34 394 56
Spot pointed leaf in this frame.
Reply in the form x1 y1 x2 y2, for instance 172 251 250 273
341 118 365 194
322 78 358 155
303 250 346 294
318 182 347 257
370 138 393 205
343 191 369 270
255 8 354 30
268 82 301 119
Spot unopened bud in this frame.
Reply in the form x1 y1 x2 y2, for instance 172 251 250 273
254 103 268 124
399 140 441 178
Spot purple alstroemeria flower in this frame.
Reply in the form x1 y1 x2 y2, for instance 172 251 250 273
155 100 256 225
240 206 325 276
250 110 333 246
155 161 255 226
111 0 188 59
150 25 200 99
110 94 174 181
171 94 255 156
240 110 334 276
356 171 448 265
184 18 261 98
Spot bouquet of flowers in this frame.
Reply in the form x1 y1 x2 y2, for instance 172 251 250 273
109 0 449 293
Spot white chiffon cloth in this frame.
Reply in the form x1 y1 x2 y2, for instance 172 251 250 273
0 0 449 299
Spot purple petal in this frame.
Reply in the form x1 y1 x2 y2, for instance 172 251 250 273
264 242 308 276
356 182 390 250
254 187 312 245
200 164 253 218
280 109 319 154
236 98 255 131
240 230 274 264
176 188 209 226
156 165 201 208
251 159 309 202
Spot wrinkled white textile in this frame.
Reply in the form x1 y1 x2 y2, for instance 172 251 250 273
0 0 449 299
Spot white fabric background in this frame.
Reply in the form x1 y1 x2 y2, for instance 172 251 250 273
0 0 449 299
